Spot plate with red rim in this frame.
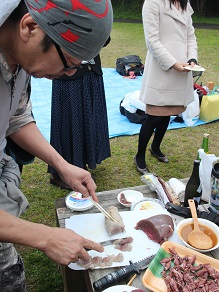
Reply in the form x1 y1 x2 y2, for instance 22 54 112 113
142 241 219 292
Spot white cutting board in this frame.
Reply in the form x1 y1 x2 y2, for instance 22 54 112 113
66 209 183 270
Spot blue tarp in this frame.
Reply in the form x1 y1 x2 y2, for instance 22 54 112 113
31 68 207 142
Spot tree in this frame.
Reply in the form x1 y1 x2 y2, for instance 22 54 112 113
190 0 218 17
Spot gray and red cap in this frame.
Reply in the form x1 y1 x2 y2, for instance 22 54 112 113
25 0 113 61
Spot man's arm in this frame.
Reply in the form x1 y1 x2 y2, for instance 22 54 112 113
9 122 98 201
0 209 103 265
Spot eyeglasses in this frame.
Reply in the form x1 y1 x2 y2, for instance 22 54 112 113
53 41 82 71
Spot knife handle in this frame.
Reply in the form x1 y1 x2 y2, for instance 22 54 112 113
93 261 140 291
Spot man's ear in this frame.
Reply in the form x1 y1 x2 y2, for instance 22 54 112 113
19 13 39 42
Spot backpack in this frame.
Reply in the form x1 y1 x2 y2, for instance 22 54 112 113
116 55 144 76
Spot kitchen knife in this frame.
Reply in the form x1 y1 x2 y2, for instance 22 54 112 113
85 237 130 251
93 254 155 291
99 237 130 247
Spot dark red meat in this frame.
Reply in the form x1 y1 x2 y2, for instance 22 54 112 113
120 193 131 205
135 214 174 244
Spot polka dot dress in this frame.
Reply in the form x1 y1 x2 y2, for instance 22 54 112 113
48 70 111 173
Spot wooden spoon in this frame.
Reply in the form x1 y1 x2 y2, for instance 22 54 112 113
187 199 213 250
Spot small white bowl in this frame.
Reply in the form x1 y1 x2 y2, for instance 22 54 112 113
131 197 164 211
117 190 144 208
177 218 219 253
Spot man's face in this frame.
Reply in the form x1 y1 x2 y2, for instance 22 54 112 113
16 15 82 79
21 39 82 79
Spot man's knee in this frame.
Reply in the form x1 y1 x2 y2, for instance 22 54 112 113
0 255 27 292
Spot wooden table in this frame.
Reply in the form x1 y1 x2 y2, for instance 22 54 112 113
55 181 219 292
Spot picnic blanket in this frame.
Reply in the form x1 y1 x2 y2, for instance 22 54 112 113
30 68 208 142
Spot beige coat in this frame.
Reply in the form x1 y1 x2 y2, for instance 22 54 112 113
140 0 198 107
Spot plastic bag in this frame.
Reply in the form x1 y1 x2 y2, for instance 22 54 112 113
168 178 186 204
182 89 200 126
121 90 145 113
141 173 180 205
198 149 218 203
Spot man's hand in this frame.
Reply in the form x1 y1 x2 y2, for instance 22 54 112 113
39 227 104 266
59 164 98 201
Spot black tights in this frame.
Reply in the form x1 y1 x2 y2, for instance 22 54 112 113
136 115 170 168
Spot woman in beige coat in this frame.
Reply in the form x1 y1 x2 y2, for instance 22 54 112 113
134 0 198 173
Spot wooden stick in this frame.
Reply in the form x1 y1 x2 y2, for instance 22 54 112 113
127 274 137 286
88 197 117 222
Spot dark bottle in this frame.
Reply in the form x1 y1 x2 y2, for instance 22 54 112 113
197 133 209 160
184 160 202 207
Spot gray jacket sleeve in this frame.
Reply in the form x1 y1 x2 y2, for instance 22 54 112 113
6 79 35 137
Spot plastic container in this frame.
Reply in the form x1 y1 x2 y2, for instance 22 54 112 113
65 191 93 211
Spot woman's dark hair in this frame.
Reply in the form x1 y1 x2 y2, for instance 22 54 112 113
170 0 188 11
7 0 53 53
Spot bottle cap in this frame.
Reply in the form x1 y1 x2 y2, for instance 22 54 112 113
203 133 209 138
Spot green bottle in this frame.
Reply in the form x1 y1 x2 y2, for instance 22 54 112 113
197 133 209 160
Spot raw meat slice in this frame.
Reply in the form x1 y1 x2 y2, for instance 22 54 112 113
77 253 124 269
114 236 134 252
120 192 131 205
135 214 174 244
115 242 133 251
105 206 125 236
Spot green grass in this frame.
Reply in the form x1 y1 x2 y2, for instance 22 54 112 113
17 21 219 291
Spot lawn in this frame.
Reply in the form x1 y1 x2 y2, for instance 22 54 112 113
18 21 219 291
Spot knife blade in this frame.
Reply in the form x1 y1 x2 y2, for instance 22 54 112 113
85 237 131 251
99 237 130 247
93 254 155 292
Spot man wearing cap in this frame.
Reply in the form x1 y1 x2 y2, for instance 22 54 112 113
0 0 113 290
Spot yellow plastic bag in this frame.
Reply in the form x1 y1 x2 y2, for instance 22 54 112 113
200 93 219 122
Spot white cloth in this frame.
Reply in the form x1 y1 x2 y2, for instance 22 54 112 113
121 90 146 113
198 149 218 203
0 0 21 26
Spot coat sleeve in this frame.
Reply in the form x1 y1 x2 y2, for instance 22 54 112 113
6 77 35 137
142 0 177 71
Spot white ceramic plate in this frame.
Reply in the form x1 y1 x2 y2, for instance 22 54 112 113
133 200 163 211
65 191 93 211
117 190 144 208
131 197 164 211
184 65 205 71
103 285 138 292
